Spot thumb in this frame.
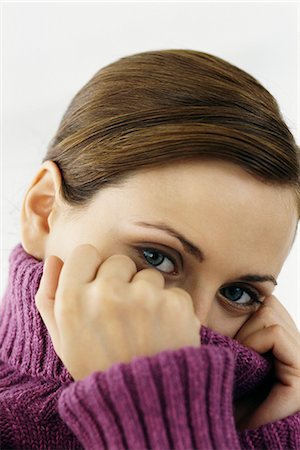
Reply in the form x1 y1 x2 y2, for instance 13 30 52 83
35 255 64 351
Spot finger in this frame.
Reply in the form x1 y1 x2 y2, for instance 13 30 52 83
165 286 197 317
59 244 102 285
131 268 165 289
242 325 300 370
162 287 201 332
35 255 63 349
265 295 299 332
38 255 64 301
235 295 297 344
96 254 137 283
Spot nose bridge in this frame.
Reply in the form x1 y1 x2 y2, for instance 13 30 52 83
194 299 211 326
191 285 215 326
181 271 219 325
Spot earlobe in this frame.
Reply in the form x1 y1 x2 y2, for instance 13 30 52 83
20 161 63 260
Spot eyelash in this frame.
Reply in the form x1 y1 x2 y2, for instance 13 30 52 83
135 246 179 275
219 284 263 310
135 246 264 310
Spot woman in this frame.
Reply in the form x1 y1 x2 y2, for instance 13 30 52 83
0 49 299 449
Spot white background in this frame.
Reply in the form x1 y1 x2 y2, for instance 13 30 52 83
1 2 299 328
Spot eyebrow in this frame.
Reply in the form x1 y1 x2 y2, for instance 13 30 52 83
134 220 278 286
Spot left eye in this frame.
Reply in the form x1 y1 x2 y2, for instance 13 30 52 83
219 285 261 307
139 248 176 274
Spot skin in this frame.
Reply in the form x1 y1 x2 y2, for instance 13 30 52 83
21 158 300 429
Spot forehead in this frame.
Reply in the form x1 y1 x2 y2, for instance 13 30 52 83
123 159 296 214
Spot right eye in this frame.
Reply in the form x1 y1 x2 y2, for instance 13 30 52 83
135 247 178 275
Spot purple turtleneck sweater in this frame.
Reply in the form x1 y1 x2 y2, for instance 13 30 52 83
0 244 299 450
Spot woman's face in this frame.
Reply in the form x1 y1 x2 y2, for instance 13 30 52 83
22 159 298 338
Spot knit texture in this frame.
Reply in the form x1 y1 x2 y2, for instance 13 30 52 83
0 243 299 449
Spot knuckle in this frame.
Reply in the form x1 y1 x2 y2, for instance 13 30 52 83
72 243 99 257
270 323 283 337
142 268 165 281
163 288 189 308
167 287 193 303
132 278 151 291
165 288 194 314
102 281 124 303
257 305 274 321
130 281 161 311
98 275 121 286
264 294 277 305
131 279 158 300
105 254 137 271
92 280 125 312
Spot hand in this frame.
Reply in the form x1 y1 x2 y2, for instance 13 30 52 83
35 244 201 381
233 295 300 430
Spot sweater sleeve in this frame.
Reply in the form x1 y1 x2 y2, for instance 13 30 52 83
238 412 300 449
57 345 241 450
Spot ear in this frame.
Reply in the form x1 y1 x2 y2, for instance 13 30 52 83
20 160 64 261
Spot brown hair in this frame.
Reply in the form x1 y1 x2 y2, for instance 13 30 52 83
43 49 300 215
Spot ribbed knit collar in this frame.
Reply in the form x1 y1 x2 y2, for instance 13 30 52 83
0 243 272 394
0 243 73 382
